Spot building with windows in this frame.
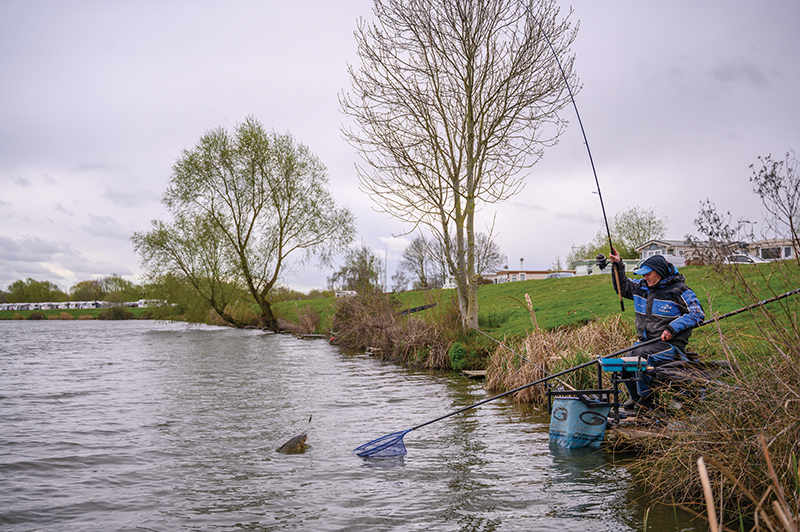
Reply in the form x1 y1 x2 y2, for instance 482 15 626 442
636 237 798 264
748 238 796 261
635 239 696 262
489 270 575 283
571 259 639 276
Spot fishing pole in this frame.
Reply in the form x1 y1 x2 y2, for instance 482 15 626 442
469 324 576 391
519 1 625 312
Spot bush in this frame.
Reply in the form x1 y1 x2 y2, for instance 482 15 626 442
98 307 135 320
329 293 453 369
297 307 321 334
27 312 46 320
448 342 468 371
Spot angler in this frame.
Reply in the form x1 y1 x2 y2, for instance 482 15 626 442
608 250 705 410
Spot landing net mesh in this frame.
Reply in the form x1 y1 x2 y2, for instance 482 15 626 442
353 430 408 457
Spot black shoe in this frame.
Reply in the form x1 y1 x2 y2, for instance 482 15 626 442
635 396 654 411
622 399 637 410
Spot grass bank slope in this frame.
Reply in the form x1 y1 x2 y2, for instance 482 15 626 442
276 263 796 356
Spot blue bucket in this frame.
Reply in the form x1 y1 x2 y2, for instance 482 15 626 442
549 396 611 449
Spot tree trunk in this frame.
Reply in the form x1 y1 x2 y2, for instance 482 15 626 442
464 48 479 330
255 295 279 332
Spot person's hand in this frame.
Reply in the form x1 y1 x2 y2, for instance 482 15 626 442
609 249 621 263
661 329 673 341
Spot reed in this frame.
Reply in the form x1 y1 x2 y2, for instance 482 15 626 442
485 313 633 404
696 436 798 531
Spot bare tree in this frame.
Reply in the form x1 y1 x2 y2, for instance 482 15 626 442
427 231 504 286
397 234 434 290
474 232 504 276
687 200 738 265
390 268 409 292
689 151 800 267
341 0 578 327
751 151 800 252
549 256 565 271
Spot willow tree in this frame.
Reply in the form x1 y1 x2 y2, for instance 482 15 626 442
341 0 578 327
132 116 355 330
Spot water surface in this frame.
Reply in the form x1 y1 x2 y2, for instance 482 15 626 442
0 320 701 531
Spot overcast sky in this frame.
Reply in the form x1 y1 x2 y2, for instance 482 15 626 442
2 1 799 294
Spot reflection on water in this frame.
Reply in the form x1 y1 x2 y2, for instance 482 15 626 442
0 320 702 531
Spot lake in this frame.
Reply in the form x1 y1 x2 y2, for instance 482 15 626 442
0 320 702 531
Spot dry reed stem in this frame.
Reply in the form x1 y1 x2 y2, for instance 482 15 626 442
485 314 633 404
700 441 799 532
698 456 720 532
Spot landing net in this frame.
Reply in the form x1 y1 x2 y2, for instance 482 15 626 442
353 430 409 457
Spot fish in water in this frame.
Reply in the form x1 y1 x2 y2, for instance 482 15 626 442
276 434 307 454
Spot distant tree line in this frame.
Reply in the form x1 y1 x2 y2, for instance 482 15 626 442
0 274 144 304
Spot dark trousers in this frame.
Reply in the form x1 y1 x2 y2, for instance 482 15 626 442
623 341 687 401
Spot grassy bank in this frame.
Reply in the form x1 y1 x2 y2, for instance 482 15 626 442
275 263 796 360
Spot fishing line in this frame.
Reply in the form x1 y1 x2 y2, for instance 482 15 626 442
518 0 625 311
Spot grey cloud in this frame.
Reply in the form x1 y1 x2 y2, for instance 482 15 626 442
0 234 73 262
0 234 132 289
57 257 133 279
507 200 546 212
80 214 131 240
54 202 76 216
553 210 602 224
101 188 159 208
13 177 31 187
711 57 769 87
0 262 65 288
70 160 117 173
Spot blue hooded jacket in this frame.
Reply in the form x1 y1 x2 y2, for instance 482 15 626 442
612 257 705 349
